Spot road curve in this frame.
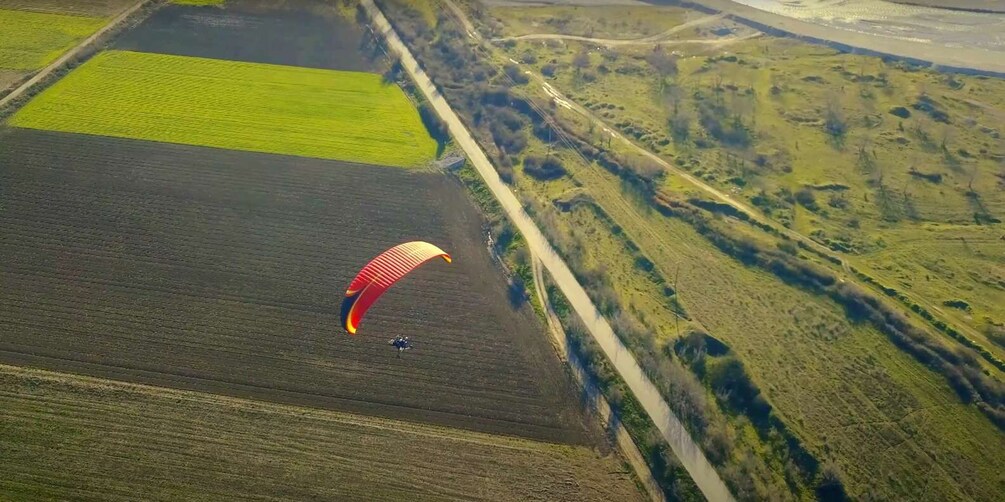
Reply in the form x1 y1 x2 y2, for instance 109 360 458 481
361 1 734 500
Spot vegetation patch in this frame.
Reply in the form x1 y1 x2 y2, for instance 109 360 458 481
172 0 224 5
0 8 105 71
10 50 438 168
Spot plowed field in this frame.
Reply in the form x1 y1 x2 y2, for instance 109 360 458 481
0 365 641 501
0 128 590 444
116 0 379 71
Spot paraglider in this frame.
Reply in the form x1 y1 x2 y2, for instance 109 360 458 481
340 241 451 338
389 335 412 357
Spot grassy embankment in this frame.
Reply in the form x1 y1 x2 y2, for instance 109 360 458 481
0 365 642 501
10 50 438 168
382 1 1005 499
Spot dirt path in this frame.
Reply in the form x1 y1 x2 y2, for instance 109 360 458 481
0 0 150 111
362 1 734 500
491 12 726 45
445 0 482 39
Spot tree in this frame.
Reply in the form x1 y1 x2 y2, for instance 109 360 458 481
824 94 848 143
572 49 591 76
646 47 678 92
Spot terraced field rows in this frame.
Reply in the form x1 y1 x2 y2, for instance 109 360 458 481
0 129 588 443
0 365 642 501
11 51 437 168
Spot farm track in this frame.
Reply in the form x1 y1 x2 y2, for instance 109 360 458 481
0 365 643 501
0 129 592 444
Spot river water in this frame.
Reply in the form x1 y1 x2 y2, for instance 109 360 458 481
729 0 1005 51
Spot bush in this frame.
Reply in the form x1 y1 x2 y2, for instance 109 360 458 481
522 155 567 180
816 462 850 502
503 63 529 85
541 63 557 77
795 188 819 211
417 102 448 143
889 106 911 118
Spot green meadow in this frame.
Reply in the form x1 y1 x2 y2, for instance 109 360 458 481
0 8 105 71
11 50 438 168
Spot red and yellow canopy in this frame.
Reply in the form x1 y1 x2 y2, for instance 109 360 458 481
340 241 451 334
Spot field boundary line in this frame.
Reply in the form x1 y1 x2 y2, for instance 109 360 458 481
0 0 151 111
362 1 733 500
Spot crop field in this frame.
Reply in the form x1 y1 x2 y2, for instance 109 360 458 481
0 8 105 71
0 128 592 444
10 50 438 168
116 0 376 72
0 0 134 17
490 7 1005 356
0 365 642 501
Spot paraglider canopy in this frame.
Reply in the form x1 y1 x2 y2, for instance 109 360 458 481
340 241 451 334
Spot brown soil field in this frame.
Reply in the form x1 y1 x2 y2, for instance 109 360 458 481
114 0 381 72
0 0 135 17
0 70 21 93
0 365 643 501
0 128 592 444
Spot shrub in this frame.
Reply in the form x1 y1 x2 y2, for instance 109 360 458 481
795 188 819 211
816 462 850 502
522 155 567 180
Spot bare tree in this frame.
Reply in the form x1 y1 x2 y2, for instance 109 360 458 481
572 49 591 76
646 46 678 92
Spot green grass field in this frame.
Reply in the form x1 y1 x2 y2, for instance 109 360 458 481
10 50 438 168
0 8 105 71
0 365 641 501
490 6 1005 359
516 144 1005 500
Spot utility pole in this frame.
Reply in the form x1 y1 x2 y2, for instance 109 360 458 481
673 264 681 339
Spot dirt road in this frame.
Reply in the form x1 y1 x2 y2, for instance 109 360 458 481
362 1 733 500
491 13 728 45
678 0 1005 75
